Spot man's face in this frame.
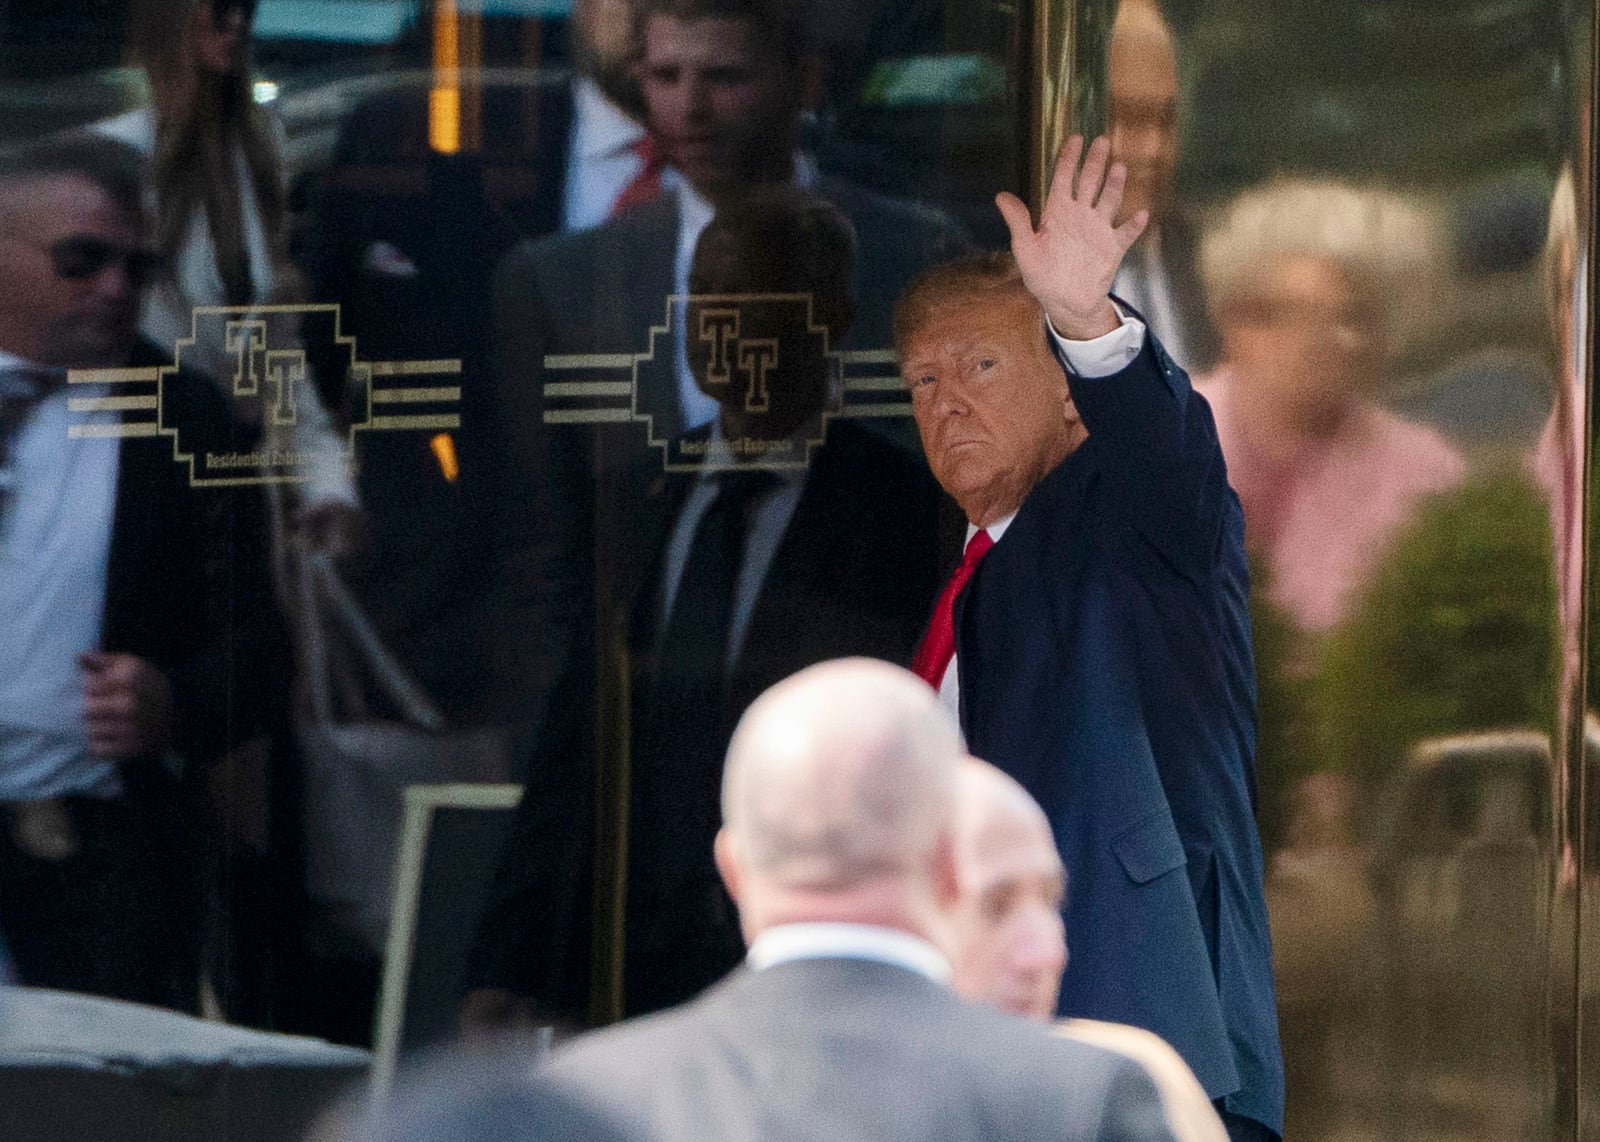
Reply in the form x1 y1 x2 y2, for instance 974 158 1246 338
688 227 832 435
1218 255 1383 427
639 15 800 199
1106 17 1178 225
950 796 1068 1021
574 0 641 109
903 293 1080 527
0 176 145 368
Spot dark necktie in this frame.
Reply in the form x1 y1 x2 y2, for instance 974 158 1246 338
912 528 994 689
609 135 666 219
0 365 68 518
628 469 776 957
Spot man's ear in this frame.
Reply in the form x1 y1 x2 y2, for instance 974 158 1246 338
931 829 962 911
714 828 742 906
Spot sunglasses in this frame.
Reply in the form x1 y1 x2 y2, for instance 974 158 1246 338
210 0 259 22
47 236 159 288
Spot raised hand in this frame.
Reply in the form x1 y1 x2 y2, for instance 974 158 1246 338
995 134 1149 340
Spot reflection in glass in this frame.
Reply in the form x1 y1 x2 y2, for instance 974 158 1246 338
1080 0 1592 1136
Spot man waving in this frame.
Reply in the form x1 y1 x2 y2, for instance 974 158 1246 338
894 136 1284 1142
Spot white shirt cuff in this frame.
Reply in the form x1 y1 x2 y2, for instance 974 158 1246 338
1045 304 1147 379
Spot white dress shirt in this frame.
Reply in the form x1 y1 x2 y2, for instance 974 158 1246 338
747 922 952 984
0 350 122 800
936 311 1147 725
562 77 650 232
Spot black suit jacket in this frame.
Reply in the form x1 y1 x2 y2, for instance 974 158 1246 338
954 332 1283 1133
466 420 943 1017
103 341 275 767
296 72 579 724
545 956 1180 1142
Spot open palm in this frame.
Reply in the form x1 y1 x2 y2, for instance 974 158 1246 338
996 135 1148 339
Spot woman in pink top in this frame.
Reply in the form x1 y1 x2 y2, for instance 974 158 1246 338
1194 179 1466 634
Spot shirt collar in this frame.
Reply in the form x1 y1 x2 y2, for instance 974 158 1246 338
572 76 645 160
746 922 952 984
672 149 822 222
968 511 1016 545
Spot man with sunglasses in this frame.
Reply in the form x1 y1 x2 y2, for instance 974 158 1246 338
0 134 260 1011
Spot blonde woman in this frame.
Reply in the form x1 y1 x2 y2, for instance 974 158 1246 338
98 0 359 542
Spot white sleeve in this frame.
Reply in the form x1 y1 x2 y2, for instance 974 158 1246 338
1044 305 1147 379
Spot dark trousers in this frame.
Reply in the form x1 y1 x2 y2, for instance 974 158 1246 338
0 785 201 1012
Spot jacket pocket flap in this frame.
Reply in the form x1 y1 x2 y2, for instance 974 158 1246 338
1112 813 1187 884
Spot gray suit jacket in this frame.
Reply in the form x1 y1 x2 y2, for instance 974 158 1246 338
543 957 1180 1142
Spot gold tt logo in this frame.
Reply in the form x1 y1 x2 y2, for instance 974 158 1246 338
225 319 307 427
698 308 778 414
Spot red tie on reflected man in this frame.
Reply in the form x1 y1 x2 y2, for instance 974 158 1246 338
912 528 994 688
609 134 667 218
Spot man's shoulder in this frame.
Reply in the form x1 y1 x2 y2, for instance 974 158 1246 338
498 197 678 292
544 966 1174 1139
817 178 971 251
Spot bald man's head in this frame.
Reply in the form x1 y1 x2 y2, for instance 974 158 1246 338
948 759 1067 1021
1107 0 1179 226
715 659 963 937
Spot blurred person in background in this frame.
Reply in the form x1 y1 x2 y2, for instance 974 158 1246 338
947 757 1227 1142
95 0 361 1029
1195 178 1465 636
462 189 943 1032
1104 0 1218 374
101 0 360 549
461 0 965 1031
0 134 264 1013
298 0 659 732
308 1049 643 1142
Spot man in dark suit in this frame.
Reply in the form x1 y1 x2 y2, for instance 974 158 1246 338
465 189 944 1025
296 0 658 728
1105 0 1219 374
894 136 1283 1140
0 135 257 1011
542 657 1178 1142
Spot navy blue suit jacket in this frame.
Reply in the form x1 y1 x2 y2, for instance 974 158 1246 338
953 330 1284 1135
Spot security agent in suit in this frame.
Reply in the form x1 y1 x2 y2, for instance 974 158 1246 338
896 136 1283 1140
948 758 1228 1142
0 135 268 1011
543 658 1179 1142
1104 0 1219 374
463 0 962 1027
467 13 966 973
464 189 944 1028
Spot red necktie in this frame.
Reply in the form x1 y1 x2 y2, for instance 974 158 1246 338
609 135 665 218
912 528 994 689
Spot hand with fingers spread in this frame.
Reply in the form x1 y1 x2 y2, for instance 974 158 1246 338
995 134 1149 341
80 651 174 761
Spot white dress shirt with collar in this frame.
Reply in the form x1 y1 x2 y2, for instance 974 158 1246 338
746 921 953 984
0 349 122 800
656 421 807 669
562 77 650 232
937 311 1147 725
